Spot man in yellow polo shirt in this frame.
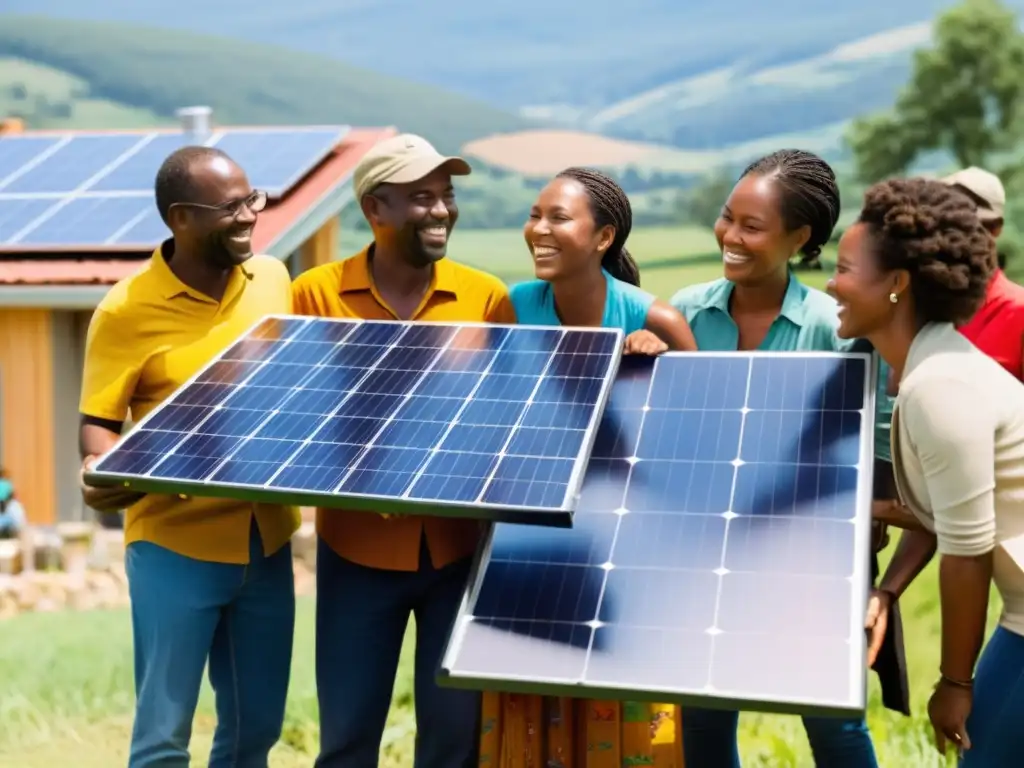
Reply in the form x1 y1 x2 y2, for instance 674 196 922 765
291 134 514 768
78 147 300 767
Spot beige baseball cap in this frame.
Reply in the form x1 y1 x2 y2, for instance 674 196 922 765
942 166 1005 221
353 133 471 200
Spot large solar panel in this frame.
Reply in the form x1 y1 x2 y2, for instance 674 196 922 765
84 316 624 525
0 126 349 250
439 351 876 718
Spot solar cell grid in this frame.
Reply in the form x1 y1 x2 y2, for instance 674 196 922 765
439 351 876 717
0 126 348 248
85 316 624 525
0 136 64 187
3 134 143 195
89 134 192 193
213 127 350 196
19 195 154 246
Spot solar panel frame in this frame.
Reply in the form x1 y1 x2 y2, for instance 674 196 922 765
83 315 624 527
437 350 877 718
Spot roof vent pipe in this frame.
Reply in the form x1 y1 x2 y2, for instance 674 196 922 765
176 106 213 144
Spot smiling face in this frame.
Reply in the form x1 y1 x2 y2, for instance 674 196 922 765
523 177 614 282
828 222 906 339
363 166 458 267
169 155 258 269
714 173 810 286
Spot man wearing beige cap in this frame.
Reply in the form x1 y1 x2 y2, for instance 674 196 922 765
943 166 1024 381
291 133 515 767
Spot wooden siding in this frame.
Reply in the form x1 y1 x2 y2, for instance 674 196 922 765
0 308 55 523
295 216 340 276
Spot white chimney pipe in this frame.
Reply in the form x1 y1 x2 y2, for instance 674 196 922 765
176 106 213 144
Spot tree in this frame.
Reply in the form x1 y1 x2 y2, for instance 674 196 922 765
847 0 1024 183
676 168 736 229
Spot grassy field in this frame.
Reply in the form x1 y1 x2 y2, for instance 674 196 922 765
0 16 529 154
340 224 834 295
0 552 1002 767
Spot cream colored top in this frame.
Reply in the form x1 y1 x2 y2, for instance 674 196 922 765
892 322 1024 636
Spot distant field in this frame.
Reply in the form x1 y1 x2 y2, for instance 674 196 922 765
0 56 165 130
0 15 530 153
462 124 853 177
340 225 832 296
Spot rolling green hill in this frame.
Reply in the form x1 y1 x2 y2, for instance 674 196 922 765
0 15 532 153
10 1 1024 148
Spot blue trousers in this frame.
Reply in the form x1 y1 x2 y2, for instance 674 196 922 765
314 537 480 768
960 625 1024 767
125 520 295 767
681 708 878 767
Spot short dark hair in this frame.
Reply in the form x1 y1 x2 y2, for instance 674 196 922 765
555 167 641 286
859 177 995 325
741 149 841 268
154 146 233 225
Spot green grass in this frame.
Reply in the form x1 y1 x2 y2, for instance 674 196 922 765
0 551 1003 767
0 56 167 130
0 15 530 154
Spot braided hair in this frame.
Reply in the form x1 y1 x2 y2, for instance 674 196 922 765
556 167 641 286
741 149 841 269
859 178 994 325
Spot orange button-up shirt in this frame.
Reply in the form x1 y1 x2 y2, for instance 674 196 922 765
290 246 516 571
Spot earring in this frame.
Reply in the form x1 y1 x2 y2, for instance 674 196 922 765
889 292 899 304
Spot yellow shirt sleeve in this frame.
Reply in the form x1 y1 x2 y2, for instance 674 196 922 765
79 308 143 423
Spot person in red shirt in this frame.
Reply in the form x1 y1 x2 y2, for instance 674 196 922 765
943 166 1024 381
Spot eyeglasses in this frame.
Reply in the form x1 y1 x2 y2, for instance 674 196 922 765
171 189 268 219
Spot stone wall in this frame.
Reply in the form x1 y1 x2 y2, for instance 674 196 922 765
0 521 318 619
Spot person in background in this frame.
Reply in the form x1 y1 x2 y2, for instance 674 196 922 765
78 147 299 767
671 149 889 766
290 133 514 768
0 478 25 539
511 166 697 351
941 166 1024 381
482 166 695 763
831 177 1024 765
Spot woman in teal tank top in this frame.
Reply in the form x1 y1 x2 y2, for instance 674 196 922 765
488 168 696 759
510 167 696 352
670 150 889 767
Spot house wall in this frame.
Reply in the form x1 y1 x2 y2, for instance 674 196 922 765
0 308 56 524
51 310 90 522
0 214 342 526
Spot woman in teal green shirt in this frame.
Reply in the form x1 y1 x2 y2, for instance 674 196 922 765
512 166 697 352
670 149 888 767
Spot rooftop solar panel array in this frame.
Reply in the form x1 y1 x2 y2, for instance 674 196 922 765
0 126 349 250
84 316 625 525
439 351 876 718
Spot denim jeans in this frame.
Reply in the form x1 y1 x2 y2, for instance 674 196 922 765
314 536 480 768
960 625 1024 767
681 708 878 767
125 520 295 767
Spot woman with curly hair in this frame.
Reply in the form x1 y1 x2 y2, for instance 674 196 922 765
829 177 1024 765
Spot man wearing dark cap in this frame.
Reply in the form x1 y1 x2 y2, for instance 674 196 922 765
943 166 1024 381
291 133 515 767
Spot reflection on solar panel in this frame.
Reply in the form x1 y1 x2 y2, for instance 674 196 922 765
439 352 876 717
0 126 349 249
85 316 624 525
